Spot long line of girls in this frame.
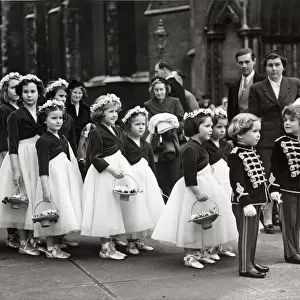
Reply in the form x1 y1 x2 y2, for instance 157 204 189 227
0 72 296 278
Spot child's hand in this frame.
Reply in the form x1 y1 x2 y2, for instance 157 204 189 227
243 204 256 217
12 170 22 186
110 167 124 179
196 192 208 202
271 192 283 204
43 191 51 202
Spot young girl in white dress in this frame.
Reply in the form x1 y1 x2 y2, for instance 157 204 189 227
0 74 45 256
152 108 238 269
203 107 238 259
34 99 82 259
121 106 165 254
81 94 153 260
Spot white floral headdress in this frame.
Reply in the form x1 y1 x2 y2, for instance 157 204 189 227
20 74 42 83
214 107 227 118
183 108 214 120
90 93 121 113
122 106 148 123
45 78 68 95
0 72 22 90
38 99 65 112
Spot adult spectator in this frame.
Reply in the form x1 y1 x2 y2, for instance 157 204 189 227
172 69 199 112
154 60 187 111
228 48 266 123
248 50 300 233
144 76 184 202
199 94 213 109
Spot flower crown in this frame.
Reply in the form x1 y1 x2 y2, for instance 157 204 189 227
90 93 121 113
20 74 42 83
183 108 214 120
0 72 22 90
45 78 68 95
214 107 227 118
122 106 148 123
38 99 65 112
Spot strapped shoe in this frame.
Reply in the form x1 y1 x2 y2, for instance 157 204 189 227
135 240 154 251
5 236 19 249
218 249 236 257
126 242 140 255
184 255 204 269
46 245 71 259
203 250 220 261
112 236 128 247
19 240 40 256
99 241 125 260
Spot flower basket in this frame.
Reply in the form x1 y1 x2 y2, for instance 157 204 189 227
2 185 29 209
32 201 59 227
112 174 141 201
188 199 219 230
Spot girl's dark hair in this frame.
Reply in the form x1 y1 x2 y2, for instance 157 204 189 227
37 105 65 123
149 76 171 95
184 114 212 137
123 112 148 132
15 78 45 98
212 109 228 126
45 83 68 100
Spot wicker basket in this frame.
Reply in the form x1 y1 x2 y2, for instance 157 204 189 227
189 199 219 230
32 201 59 227
112 174 141 201
2 185 29 209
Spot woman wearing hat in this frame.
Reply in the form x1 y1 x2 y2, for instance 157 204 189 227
66 80 90 147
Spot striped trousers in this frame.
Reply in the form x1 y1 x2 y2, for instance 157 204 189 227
232 205 261 273
280 192 300 258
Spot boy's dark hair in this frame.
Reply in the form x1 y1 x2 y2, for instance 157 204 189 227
156 59 173 71
235 48 255 61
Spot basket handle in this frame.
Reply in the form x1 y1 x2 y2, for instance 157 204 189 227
13 184 22 195
190 198 219 215
112 173 140 192
34 200 58 215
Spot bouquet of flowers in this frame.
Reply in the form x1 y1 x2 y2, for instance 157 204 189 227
2 185 29 209
112 174 141 201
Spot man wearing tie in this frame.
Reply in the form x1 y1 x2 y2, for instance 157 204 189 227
228 48 265 123
248 50 300 233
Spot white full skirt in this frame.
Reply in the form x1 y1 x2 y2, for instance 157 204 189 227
152 165 238 249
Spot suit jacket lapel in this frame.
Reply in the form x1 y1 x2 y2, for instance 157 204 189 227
263 79 280 106
278 77 290 106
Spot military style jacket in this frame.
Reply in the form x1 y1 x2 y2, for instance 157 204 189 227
228 144 269 208
269 135 300 195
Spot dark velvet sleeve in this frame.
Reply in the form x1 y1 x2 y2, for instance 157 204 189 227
36 137 50 176
88 129 109 173
269 142 282 193
181 146 198 187
7 112 20 154
0 109 8 152
68 116 77 157
147 143 157 176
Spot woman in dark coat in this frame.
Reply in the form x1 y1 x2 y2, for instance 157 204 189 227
65 80 90 147
144 76 184 202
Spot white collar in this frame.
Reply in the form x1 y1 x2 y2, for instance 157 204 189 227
166 75 175 80
268 76 283 86
242 70 255 82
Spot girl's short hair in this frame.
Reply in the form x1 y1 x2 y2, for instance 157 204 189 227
184 114 212 137
212 107 228 126
45 79 69 100
37 100 65 123
149 76 171 95
227 113 260 141
90 94 121 126
15 75 45 98
282 104 300 122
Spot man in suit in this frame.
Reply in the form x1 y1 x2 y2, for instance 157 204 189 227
228 48 266 123
154 60 187 112
248 50 300 233
172 69 199 112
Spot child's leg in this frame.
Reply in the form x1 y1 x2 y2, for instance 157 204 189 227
232 205 259 273
280 193 300 259
6 228 19 249
250 206 262 264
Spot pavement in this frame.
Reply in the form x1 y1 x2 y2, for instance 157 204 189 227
0 227 299 300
